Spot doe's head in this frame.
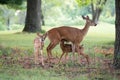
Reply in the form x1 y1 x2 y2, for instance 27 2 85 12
82 15 97 26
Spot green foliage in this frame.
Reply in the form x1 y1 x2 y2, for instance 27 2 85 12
40 29 46 33
75 0 91 7
102 0 115 17
75 0 107 8
11 24 24 30
0 0 23 5
0 0 115 30
0 22 6 31
42 0 115 26
100 16 115 24
0 0 25 9
0 0 115 34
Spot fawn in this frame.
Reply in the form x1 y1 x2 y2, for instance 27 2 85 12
34 33 44 66
59 40 90 64
94 47 114 57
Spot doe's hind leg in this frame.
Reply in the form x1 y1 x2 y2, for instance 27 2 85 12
47 41 59 60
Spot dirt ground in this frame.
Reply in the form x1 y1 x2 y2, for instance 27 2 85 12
0 53 120 80
20 55 120 79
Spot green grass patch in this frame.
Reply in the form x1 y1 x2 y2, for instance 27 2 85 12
0 22 114 56
0 67 68 80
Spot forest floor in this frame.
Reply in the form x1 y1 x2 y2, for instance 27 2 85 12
0 47 120 80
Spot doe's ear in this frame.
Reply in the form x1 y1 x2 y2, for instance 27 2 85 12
82 15 86 19
86 15 89 19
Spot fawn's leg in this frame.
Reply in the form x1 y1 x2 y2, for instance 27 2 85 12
59 52 65 63
78 48 90 65
72 43 75 61
40 49 44 66
34 47 39 64
80 52 90 65
65 52 69 60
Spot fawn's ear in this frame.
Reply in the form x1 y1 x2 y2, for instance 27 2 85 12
37 32 41 37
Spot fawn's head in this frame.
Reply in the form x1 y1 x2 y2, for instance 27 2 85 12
37 33 44 41
36 33 44 47
82 15 97 26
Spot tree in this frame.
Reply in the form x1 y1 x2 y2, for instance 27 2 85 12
113 0 120 69
23 0 41 32
0 0 23 30
91 0 107 23
0 0 23 9
0 0 22 5
0 0 42 32
76 0 107 23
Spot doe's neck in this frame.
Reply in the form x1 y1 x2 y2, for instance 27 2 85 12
81 23 90 36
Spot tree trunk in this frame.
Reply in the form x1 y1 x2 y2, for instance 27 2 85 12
91 0 107 23
92 7 102 24
113 0 120 69
41 13 45 26
23 0 41 32
7 17 10 30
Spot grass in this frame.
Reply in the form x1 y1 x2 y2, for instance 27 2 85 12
0 22 119 80
0 67 68 80
0 33 34 48
0 22 115 53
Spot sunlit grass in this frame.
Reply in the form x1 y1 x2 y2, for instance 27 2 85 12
0 22 115 55
0 29 23 34
0 22 115 54
0 33 35 49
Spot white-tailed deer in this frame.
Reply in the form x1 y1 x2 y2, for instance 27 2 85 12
59 40 89 64
34 33 44 66
94 47 114 57
43 15 97 61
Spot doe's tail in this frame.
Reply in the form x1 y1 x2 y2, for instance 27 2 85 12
42 32 48 41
